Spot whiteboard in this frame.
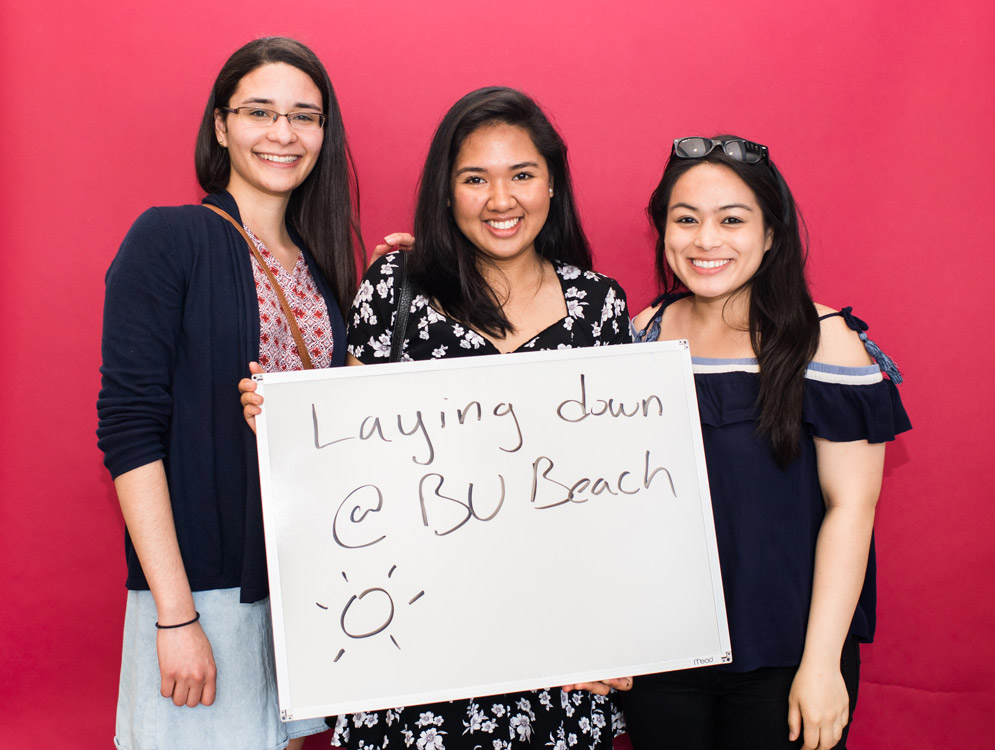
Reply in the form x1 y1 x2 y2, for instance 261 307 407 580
255 341 730 720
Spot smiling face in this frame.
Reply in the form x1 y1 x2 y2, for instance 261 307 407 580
664 162 773 304
449 122 552 266
215 62 324 204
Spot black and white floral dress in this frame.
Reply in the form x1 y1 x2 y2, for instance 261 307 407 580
348 254 630 363
334 253 630 750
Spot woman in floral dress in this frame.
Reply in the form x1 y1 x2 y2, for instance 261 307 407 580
341 86 631 750
244 86 631 750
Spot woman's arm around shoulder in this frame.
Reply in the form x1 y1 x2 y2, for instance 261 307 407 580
368 232 414 268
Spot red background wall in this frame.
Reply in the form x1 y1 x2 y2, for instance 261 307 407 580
2 1 992 747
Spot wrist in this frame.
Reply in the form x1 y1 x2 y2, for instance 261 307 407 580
151 587 197 622
155 611 201 630
155 600 198 626
798 648 842 674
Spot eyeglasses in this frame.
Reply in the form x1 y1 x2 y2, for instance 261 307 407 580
221 106 326 131
673 137 769 164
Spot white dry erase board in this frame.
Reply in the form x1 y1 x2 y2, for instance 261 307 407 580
255 341 730 721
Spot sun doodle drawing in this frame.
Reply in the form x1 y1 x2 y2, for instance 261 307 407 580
316 564 426 663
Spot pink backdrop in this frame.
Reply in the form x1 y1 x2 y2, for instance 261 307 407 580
2 1 992 747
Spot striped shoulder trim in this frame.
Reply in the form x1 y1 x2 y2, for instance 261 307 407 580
805 361 883 385
691 357 883 385
692 358 759 375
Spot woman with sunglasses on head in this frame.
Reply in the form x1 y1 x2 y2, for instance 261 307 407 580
623 137 910 750
97 37 361 750
242 85 631 749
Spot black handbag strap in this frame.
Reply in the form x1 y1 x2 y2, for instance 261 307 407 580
390 253 413 363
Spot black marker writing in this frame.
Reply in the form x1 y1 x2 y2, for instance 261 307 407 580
396 410 434 465
493 402 523 453
313 404 356 449
321 566 426 663
340 587 395 638
313 405 392 449
333 484 387 549
419 473 506 536
311 398 522 462
360 416 391 443
530 450 676 509
556 374 664 423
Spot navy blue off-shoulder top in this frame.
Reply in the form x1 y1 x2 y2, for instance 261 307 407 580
635 297 911 672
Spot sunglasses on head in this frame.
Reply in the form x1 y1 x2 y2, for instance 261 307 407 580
673 137 769 164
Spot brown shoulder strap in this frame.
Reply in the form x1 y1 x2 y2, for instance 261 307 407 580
204 203 313 369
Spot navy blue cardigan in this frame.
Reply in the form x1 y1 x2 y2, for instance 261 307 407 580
97 191 346 603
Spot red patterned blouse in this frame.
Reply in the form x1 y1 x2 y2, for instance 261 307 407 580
245 226 334 372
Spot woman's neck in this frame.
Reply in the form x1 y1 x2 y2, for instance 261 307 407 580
478 251 547 306
226 183 298 270
475 251 566 353
687 289 749 328
680 290 755 358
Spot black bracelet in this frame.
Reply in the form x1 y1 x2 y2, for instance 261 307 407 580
155 611 201 630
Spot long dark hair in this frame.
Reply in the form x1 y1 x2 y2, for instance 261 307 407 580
648 139 819 467
408 86 592 337
195 37 362 313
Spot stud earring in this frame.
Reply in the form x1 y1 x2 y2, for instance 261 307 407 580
549 188 554 196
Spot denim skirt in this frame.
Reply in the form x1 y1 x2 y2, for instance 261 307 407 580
114 587 327 750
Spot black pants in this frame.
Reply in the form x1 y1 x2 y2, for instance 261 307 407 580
621 639 860 750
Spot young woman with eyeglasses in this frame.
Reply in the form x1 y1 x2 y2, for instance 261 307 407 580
241 85 632 750
622 137 910 750
97 37 362 750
